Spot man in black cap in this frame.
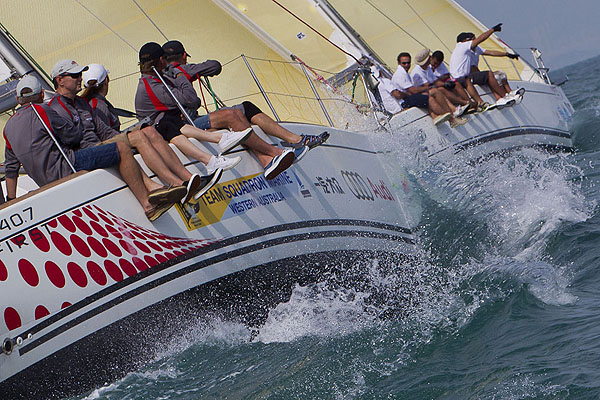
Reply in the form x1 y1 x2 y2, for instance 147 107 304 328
162 40 328 150
135 42 296 180
450 24 523 108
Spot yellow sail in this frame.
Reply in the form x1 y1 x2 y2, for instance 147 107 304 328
0 0 347 157
326 0 539 81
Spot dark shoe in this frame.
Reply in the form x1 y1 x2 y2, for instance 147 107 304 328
148 185 187 206
145 201 175 222
281 132 330 149
264 149 295 180
192 168 223 201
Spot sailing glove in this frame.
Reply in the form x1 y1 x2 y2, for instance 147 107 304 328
492 23 503 32
507 53 520 60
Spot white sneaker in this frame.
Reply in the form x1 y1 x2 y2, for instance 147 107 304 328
453 104 468 118
218 127 252 154
494 96 515 109
207 155 241 174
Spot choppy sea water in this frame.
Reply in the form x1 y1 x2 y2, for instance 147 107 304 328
75 55 600 399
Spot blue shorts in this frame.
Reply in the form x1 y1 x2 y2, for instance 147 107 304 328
193 114 211 130
74 143 120 172
402 94 429 109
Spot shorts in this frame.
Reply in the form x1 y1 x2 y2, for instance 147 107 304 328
402 93 429 109
192 114 211 130
222 101 263 121
469 70 489 86
456 76 468 87
155 110 186 142
101 131 131 147
74 143 120 172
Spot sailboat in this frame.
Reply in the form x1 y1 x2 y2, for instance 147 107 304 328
0 1 417 398
215 0 574 160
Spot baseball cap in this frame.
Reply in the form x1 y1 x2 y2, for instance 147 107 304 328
16 75 42 97
51 59 89 79
83 64 110 88
162 40 190 58
415 48 431 66
139 42 164 63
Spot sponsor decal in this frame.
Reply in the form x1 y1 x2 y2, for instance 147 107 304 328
340 170 395 202
176 171 300 231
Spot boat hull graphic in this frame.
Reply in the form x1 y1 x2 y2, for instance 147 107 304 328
0 125 416 399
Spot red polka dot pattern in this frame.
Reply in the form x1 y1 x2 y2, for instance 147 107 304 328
0 260 7 281
4 307 21 330
87 261 107 286
3 204 215 333
45 261 65 288
71 234 91 257
30 228 50 252
35 305 50 320
67 262 88 287
19 259 39 287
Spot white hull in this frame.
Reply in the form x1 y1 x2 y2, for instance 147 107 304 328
389 81 574 160
0 124 415 399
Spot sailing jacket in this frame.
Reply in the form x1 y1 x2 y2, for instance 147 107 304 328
89 93 121 132
3 104 79 186
164 60 222 83
48 93 118 146
135 73 201 124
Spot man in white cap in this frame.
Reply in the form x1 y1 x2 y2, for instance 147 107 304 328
390 52 467 128
3 75 176 220
49 59 210 205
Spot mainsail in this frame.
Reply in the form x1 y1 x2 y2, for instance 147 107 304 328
0 0 349 155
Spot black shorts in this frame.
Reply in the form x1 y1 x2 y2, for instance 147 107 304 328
469 70 489 86
402 93 429 109
155 110 185 142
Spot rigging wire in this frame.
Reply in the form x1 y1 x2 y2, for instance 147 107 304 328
363 0 429 51
131 0 169 41
402 0 451 53
269 0 362 65
74 0 137 52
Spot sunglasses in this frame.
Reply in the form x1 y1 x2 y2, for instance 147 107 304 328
60 72 82 79
401 61 411 65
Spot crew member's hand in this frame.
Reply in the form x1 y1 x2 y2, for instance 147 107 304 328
492 23 503 32
507 53 520 60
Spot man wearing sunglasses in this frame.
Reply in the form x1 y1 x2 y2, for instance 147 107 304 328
48 60 216 209
391 52 467 127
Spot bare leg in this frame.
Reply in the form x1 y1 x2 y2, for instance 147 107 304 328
209 108 282 166
143 127 192 182
179 124 222 144
486 70 507 100
454 83 477 108
428 90 455 122
142 174 163 191
251 113 302 143
502 80 512 93
464 78 484 104
439 87 468 106
116 142 151 212
170 135 212 165
128 129 184 186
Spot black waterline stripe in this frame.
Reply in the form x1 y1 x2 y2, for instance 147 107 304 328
456 128 572 152
427 127 572 157
19 228 411 355
13 219 412 339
